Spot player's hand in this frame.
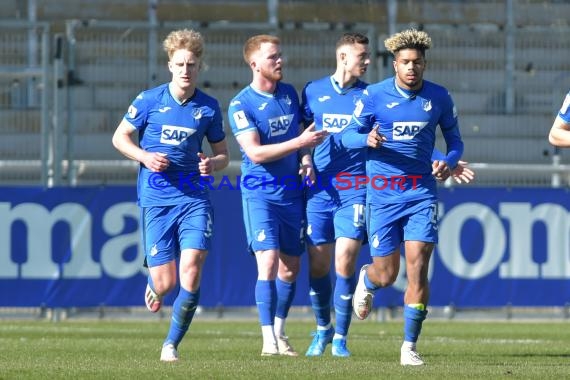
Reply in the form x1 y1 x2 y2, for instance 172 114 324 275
299 163 316 186
367 125 387 148
432 160 451 182
197 152 214 176
143 152 169 172
298 123 328 148
451 160 475 184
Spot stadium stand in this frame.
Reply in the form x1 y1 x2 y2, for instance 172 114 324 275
1 1 570 185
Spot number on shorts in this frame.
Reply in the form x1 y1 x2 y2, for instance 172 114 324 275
352 203 365 227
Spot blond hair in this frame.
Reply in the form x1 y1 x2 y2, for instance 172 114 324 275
163 29 204 60
384 29 432 56
243 34 280 64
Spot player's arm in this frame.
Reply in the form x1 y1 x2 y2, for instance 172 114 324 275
235 124 326 164
342 120 386 149
431 128 463 181
297 123 317 184
111 119 169 172
198 139 229 175
548 116 570 148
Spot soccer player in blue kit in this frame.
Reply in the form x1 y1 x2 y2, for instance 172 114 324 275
548 90 570 147
342 29 465 366
228 34 327 356
112 29 229 362
301 32 371 357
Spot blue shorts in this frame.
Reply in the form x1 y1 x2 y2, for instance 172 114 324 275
141 199 213 267
242 196 305 256
306 195 366 246
367 198 438 257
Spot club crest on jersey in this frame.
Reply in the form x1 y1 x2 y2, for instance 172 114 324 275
268 114 294 137
353 99 364 117
283 94 292 106
422 99 432 112
192 108 202 119
160 125 196 145
323 113 351 133
392 121 428 140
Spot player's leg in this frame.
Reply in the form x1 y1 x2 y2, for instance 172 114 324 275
274 198 305 356
400 200 438 366
353 202 402 320
400 241 432 366
305 243 334 356
330 201 365 356
243 197 281 356
331 237 361 357
141 206 179 313
161 248 207 362
275 252 300 356
161 201 212 362
255 249 280 356
305 204 335 356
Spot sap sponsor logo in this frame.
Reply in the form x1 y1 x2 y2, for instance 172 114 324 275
392 121 428 140
269 114 294 137
128 105 138 118
233 110 249 129
322 113 351 133
160 125 196 145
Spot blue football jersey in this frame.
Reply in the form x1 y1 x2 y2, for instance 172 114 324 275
123 83 225 207
301 76 367 200
344 77 464 204
228 82 303 201
558 90 570 123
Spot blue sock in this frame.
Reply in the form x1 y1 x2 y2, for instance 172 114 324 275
403 304 428 343
333 272 356 336
309 273 332 327
275 278 296 319
255 280 276 326
164 287 200 348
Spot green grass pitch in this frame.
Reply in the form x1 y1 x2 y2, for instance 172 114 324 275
1 319 569 379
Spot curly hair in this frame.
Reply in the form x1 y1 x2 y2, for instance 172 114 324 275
384 29 432 57
163 29 204 60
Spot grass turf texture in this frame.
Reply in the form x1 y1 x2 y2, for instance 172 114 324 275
1 319 569 379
